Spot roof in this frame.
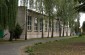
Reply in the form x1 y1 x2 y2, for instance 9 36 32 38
28 9 47 16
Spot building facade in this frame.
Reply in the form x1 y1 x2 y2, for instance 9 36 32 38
4 6 70 39
17 6 61 39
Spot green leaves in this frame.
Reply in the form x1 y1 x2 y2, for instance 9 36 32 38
0 0 8 29
7 0 18 31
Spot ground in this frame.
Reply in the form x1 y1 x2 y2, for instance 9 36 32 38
0 36 75 55
26 36 85 55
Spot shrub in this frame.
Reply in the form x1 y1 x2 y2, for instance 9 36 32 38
13 24 23 39
35 42 43 45
26 47 33 53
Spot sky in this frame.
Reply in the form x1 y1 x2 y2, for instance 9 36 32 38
80 13 85 27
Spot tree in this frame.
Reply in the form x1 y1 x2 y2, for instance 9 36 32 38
54 0 79 37
21 0 45 39
19 0 80 38
14 23 23 39
35 0 44 38
0 0 18 41
0 0 8 30
44 0 55 38
7 0 18 41
75 0 85 12
66 0 79 36
20 0 29 40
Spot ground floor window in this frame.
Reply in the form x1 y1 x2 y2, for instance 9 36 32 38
34 18 38 31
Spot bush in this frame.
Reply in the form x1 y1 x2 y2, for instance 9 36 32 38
35 42 43 45
13 24 23 39
26 47 33 53
25 46 34 55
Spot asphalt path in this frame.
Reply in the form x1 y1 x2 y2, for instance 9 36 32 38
0 36 77 55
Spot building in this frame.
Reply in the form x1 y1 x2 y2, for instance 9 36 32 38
4 6 70 39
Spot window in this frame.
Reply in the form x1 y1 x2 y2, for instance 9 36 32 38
34 18 38 31
27 16 32 31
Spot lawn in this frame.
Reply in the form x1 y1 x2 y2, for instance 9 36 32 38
26 36 85 55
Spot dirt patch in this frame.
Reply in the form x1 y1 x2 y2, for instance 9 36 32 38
71 42 85 47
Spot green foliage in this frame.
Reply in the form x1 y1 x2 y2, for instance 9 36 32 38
8 0 18 31
25 46 34 55
75 0 85 12
7 0 18 41
26 47 33 53
0 0 8 29
35 42 43 45
0 0 18 41
13 24 23 39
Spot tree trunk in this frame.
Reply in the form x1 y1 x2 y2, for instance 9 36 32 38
62 24 64 37
47 18 50 38
25 31 27 40
42 18 44 38
9 31 13 41
51 18 54 38
59 18 61 37
66 26 68 36
41 0 44 38
25 15 27 40
70 29 72 36
25 7 27 40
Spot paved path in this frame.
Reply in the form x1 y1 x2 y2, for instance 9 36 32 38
0 36 77 55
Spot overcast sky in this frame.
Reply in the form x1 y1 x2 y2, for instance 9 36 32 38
80 13 85 27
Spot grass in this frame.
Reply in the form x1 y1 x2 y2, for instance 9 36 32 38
26 36 85 55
